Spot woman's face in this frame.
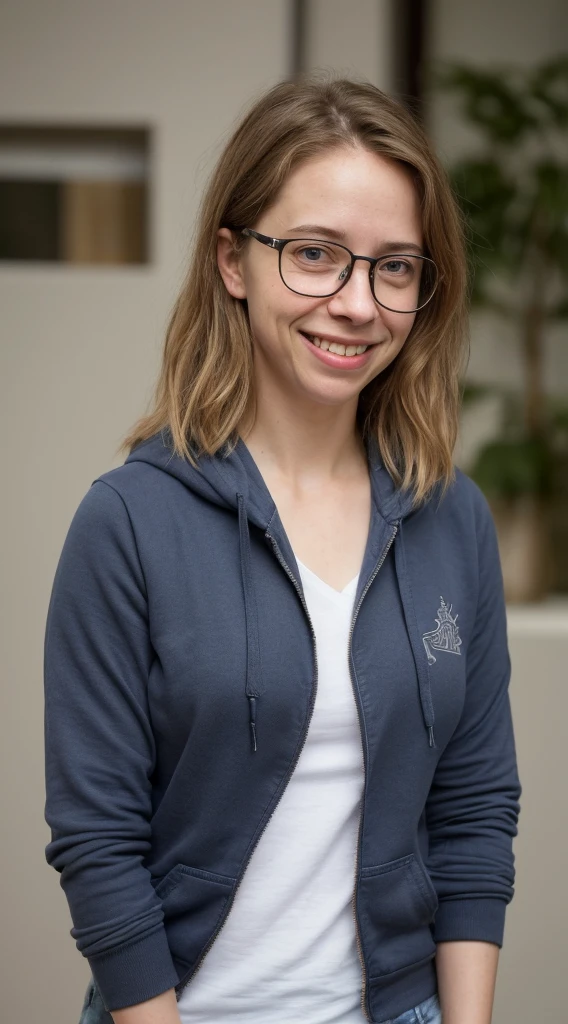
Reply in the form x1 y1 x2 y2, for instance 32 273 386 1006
217 144 424 412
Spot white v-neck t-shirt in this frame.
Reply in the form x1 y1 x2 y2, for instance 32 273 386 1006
177 556 367 1023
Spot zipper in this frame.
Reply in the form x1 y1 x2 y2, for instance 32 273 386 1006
348 521 399 1022
174 530 319 1001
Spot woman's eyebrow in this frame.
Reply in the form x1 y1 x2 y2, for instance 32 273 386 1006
288 223 348 240
287 224 424 255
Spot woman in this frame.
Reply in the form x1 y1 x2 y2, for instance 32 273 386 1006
44 75 522 1024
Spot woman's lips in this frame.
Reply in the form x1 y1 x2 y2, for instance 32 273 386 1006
299 331 376 370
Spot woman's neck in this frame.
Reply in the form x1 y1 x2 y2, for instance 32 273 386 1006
239 389 367 488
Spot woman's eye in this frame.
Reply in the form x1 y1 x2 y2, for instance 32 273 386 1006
380 259 410 275
299 247 325 261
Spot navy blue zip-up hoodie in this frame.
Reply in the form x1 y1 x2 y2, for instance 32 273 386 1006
43 429 522 1023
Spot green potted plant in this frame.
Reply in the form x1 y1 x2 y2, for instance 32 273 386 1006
433 56 568 601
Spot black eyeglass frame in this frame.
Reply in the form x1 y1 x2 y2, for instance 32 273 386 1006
240 228 439 314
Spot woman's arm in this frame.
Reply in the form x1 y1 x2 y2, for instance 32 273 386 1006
44 481 180 1011
424 486 522 1012
112 988 182 1024
436 941 499 1024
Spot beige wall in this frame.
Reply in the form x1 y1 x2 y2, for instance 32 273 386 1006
500 612 568 1022
307 0 393 88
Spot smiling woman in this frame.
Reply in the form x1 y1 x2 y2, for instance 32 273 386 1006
44 73 520 1024
121 74 469 506
217 146 427 408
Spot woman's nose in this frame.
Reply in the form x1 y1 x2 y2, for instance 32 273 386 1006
326 259 379 323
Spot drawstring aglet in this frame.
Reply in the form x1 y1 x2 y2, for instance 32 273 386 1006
248 695 258 753
428 725 436 749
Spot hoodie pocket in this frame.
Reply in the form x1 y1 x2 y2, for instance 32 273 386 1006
154 863 235 971
358 853 438 980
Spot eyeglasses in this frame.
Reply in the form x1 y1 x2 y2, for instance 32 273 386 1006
240 228 439 314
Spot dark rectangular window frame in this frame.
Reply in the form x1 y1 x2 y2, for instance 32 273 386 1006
0 123 153 268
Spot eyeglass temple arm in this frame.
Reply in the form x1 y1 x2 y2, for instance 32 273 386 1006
240 228 286 250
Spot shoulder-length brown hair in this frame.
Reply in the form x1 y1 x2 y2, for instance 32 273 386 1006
119 72 469 506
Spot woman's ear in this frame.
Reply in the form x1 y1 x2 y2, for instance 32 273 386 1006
217 228 247 299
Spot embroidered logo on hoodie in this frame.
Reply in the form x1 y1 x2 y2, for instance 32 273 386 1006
422 597 462 665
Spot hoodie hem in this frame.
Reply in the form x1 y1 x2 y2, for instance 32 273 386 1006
432 896 507 947
87 925 180 1012
367 955 438 1022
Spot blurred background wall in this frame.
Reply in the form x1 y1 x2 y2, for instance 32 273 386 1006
1 2 566 1022
429 0 568 477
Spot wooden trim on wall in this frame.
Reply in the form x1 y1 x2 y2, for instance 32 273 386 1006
391 0 429 116
290 0 308 77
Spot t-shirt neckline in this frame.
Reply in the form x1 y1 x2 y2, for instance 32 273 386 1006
295 557 359 599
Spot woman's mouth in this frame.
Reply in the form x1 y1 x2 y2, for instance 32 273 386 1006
302 332 369 357
298 331 376 371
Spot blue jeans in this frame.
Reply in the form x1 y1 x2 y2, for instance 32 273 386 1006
387 992 442 1023
79 977 442 1024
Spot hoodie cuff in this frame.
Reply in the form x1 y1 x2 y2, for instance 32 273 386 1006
88 926 181 1012
432 898 507 948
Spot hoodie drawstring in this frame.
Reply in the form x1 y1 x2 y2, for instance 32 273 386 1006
237 494 263 752
238 493 435 751
394 522 437 749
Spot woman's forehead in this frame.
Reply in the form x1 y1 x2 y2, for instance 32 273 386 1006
265 148 422 242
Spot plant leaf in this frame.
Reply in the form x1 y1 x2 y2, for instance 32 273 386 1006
471 437 554 497
530 55 568 126
435 62 537 143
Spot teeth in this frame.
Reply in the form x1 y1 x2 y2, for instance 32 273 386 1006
305 334 369 356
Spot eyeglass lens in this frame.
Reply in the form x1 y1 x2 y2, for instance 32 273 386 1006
280 240 437 312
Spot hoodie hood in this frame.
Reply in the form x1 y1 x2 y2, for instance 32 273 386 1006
126 429 436 749
126 428 417 524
